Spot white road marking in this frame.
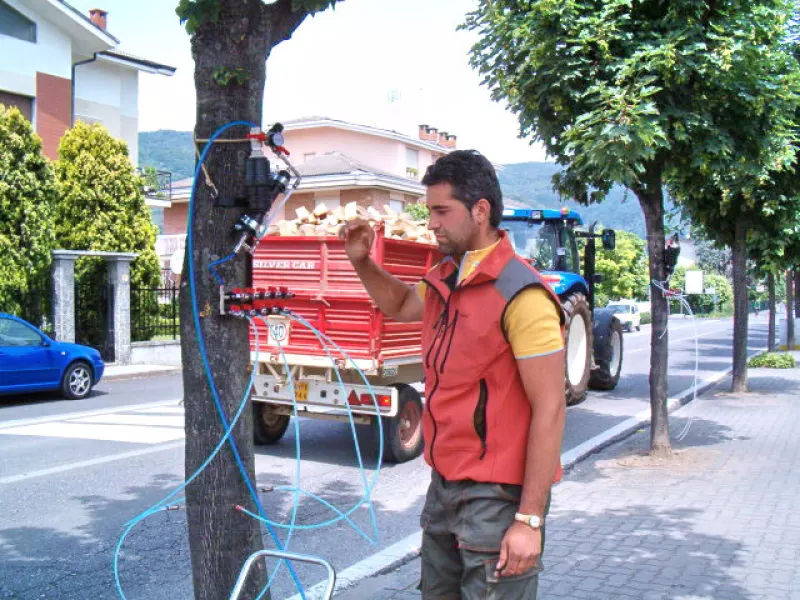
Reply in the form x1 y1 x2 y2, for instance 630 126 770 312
0 404 186 444
0 441 184 485
0 421 185 444
0 399 181 431
76 414 184 428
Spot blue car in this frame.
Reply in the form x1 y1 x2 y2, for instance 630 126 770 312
0 313 105 399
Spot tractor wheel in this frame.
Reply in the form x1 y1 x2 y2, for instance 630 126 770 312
562 293 592 406
253 403 291 445
589 317 624 391
377 384 424 464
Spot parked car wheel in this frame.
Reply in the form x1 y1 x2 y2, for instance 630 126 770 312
61 361 94 399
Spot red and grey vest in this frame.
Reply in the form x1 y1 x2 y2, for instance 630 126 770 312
421 232 565 485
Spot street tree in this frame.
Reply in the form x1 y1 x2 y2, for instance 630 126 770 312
53 122 161 346
750 235 798 351
786 269 796 348
175 1 339 598
768 272 777 350
0 105 56 321
795 271 800 319
665 3 799 391
464 0 796 453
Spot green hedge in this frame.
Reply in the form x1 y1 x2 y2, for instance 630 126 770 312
748 352 796 369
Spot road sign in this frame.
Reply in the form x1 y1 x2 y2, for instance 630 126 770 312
685 270 704 295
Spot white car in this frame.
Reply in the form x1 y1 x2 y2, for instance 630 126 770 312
606 301 641 332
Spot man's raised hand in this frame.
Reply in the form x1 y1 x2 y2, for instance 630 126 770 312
339 218 375 265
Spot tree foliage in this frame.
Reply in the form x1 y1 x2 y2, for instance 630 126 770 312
464 0 800 451
693 236 733 280
177 0 341 34
0 105 57 322
53 122 160 342
406 201 430 222
594 230 649 307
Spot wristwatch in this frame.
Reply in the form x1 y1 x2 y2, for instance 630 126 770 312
514 512 543 529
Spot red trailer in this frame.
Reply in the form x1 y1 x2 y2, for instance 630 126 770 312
248 225 437 463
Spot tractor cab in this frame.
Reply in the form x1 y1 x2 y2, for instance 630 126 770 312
501 207 583 275
500 207 616 307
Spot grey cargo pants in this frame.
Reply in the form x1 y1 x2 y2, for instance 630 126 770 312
419 471 549 600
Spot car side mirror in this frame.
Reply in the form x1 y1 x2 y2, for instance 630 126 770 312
41 338 50 347
602 229 616 251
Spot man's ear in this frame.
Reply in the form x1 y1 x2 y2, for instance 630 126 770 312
472 198 492 225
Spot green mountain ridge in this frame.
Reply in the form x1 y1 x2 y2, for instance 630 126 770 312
139 130 664 237
139 130 195 181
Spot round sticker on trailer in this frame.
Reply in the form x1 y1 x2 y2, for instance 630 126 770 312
268 321 290 345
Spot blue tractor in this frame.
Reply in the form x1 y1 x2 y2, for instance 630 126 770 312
500 207 623 405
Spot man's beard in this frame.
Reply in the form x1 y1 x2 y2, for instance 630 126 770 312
437 241 456 255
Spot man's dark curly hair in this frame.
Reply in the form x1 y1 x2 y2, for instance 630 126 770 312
421 150 503 227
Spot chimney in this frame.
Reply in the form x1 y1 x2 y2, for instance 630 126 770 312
445 133 457 149
89 8 108 30
437 131 449 146
418 124 431 142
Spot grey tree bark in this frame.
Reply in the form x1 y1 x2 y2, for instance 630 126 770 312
633 165 670 455
768 271 776 351
794 270 800 319
730 215 748 393
179 2 314 598
787 269 796 350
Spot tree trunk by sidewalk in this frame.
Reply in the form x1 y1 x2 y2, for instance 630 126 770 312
179 2 317 598
768 271 776 351
731 215 748 393
787 269 796 350
634 166 670 455
795 270 800 319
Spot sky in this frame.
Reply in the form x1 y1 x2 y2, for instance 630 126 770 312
68 0 551 165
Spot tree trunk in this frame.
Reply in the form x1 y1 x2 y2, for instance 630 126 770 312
180 3 312 599
795 270 800 319
634 168 670 455
730 215 748 393
768 271 776 351
787 269 796 350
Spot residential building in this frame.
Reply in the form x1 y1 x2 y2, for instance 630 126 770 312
0 1 174 167
156 117 458 268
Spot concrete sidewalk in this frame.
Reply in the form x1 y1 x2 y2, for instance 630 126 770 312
103 363 180 380
338 354 800 599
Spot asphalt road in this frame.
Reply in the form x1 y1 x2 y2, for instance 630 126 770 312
0 315 768 600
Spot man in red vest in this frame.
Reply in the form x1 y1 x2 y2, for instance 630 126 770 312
341 150 566 599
